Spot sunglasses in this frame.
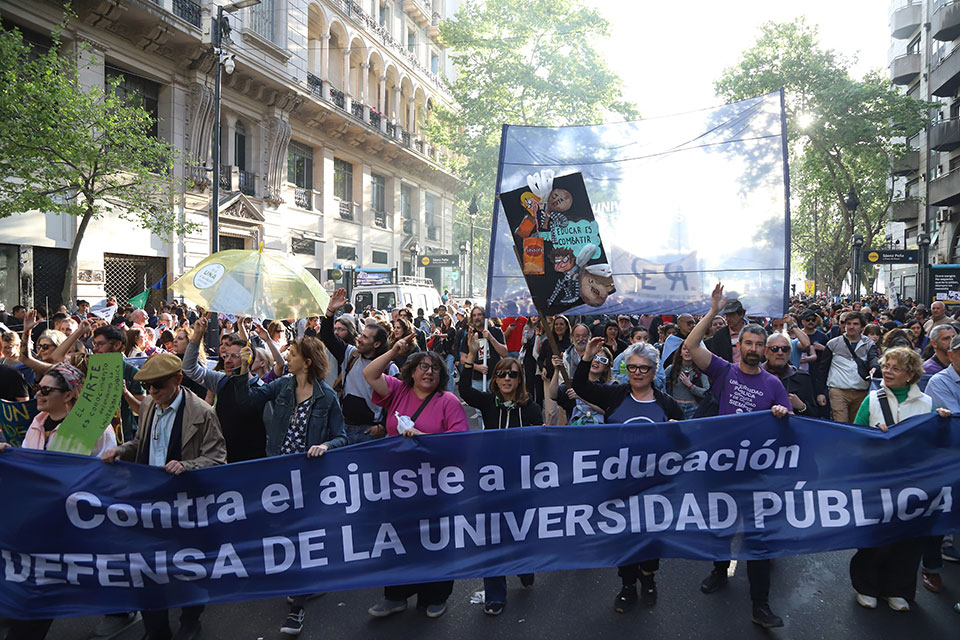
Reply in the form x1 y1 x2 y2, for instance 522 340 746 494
767 345 791 353
625 364 654 374
141 374 176 391
36 385 68 396
496 370 520 379
592 355 610 365
36 343 55 351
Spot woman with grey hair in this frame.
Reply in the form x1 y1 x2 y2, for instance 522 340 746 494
572 336 684 614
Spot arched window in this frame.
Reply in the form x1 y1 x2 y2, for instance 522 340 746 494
235 121 246 171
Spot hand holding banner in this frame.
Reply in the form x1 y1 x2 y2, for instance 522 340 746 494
47 353 122 455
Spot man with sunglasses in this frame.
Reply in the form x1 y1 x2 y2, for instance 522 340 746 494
684 282 792 629
761 333 816 416
102 353 226 640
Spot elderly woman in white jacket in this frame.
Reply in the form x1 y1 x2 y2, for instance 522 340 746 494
849 346 951 612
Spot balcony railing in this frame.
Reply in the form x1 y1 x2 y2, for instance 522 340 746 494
931 166 960 207
351 101 365 120
238 170 255 197
402 218 413 234
374 210 387 228
415 139 424 153
338 199 355 221
370 109 381 129
931 45 960 97
219 164 232 191
891 2 922 40
307 73 323 97
401 131 411 147
330 87 345 109
933 0 960 42
295 187 312 210
386 122 396 138
173 0 201 28
890 52 921 85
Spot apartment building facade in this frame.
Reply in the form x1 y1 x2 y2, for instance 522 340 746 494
0 0 460 309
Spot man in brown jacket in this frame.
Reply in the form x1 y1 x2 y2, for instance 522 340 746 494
101 353 226 640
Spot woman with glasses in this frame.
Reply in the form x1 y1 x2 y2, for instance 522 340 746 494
364 334 468 620
459 334 543 614
665 344 710 419
556 345 614 425
572 336 684 615
849 346 951 612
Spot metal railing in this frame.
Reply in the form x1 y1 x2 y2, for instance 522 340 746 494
386 122 396 137
370 109 381 129
307 73 323 97
295 187 312 210
415 139 424 153
351 101 364 119
339 200 354 221
173 0 201 28
401 131 410 147
219 164 232 191
239 170 255 196
330 88 345 109
374 210 387 228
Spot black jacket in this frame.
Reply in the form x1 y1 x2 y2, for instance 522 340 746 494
572 359 684 422
705 326 734 363
763 364 816 417
459 370 543 429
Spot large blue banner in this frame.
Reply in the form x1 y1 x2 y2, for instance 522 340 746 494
2 413 958 619
486 91 790 317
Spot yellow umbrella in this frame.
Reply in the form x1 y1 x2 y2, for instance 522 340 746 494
171 248 330 320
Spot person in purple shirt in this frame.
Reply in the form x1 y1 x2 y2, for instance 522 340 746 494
684 283 792 630
922 324 956 375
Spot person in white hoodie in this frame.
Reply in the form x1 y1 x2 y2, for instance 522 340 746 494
849 346 951 613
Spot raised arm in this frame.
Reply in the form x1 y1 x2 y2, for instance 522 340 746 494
364 333 415 397
484 323 507 358
786 316 810 350
182 316 227 392
459 330 493 407
255 323 286 377
51 318 92 363
684 282 724 371
320 288 349 364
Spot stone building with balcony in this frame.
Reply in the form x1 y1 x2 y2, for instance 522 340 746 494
0 0 460 309
887 0 960 298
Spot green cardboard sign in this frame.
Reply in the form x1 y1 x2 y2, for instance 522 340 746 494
47 353 123 455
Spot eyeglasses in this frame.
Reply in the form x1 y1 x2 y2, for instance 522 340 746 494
36 385 67 396
91 340 113 349
767 345 791 353
141 374 176 391
417 361 441 372
592 355 610 365
625 364 654 374
881 364 905 373
496 370 520 379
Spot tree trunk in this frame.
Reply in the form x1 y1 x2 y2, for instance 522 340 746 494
61 203 95 309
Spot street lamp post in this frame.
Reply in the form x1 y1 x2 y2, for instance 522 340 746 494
845 188 860 297
207 0 259 351
409 242 420 278
210 0 260 255
467 195 478 297
918 232 931 304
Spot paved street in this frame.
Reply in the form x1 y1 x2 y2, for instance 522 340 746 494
28 550 960 639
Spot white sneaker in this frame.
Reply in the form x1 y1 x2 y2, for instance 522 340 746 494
885 596 910 611
856 593 877 609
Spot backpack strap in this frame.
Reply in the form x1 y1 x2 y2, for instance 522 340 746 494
876 387 895 427
333 349 362 397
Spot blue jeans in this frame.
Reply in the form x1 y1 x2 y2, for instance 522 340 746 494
345 426 376 445
444 354 455 392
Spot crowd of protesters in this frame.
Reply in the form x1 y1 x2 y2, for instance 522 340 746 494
1 285 960 638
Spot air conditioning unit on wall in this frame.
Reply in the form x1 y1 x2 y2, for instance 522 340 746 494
937 209 954 223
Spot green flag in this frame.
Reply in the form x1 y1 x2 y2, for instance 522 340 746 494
47 353 122 455
128 290 149 308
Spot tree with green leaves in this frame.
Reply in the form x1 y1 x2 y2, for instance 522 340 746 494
0 24 191 307
714 19 929 295
426 0 636 296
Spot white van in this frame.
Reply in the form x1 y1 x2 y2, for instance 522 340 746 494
351 275 443 313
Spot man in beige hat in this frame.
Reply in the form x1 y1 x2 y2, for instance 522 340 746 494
101 352 226 640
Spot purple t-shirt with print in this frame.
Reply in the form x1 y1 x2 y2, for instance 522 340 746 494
704 354 791 415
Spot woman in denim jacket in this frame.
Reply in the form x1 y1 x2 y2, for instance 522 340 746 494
229 335 346 635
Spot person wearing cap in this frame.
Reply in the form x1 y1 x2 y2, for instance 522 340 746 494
101 353 226 640
705 298 747 364
922 324 957 375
